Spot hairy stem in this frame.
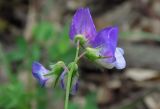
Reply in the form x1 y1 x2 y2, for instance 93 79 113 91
64 40 80 109
64 64 75 109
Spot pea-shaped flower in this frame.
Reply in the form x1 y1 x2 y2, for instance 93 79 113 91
32 61 65 87
32 61 79 94
69 8 126 69
32 62 51 87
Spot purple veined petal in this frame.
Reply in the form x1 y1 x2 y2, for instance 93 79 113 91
69 8 97 43
70 76 79 95
60 70 68 89
96 58 115 69
96 47 126 69
117 47 124 55
60 71 79 95
32 61 49 87
91 26 118 62
114 47 126 69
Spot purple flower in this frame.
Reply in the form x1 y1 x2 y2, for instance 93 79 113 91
92 27 126 69
69 8 126 69
32 62 50 87
32 61 79 94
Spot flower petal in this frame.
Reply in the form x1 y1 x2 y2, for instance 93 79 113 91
96 58 114 69
96 47 126 69
32 61 49 87
117 47 124 55
60 71 79 95
60 70 67 89
69 8 96 42
91 26 118 62
71 76 79 95
114 48 126 69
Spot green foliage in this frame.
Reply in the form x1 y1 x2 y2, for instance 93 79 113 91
68 92 98 109
31 20 76 63
32 21 55 42
5 20 75 68
0 80 50 109
68 102 79 109
47 23 76 63
30 43 41 61
0 82 30 109
0 20 77 109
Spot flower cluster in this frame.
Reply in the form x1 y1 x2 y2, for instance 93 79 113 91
70 8 126 69
32 8 126 96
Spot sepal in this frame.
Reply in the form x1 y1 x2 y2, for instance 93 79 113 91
47 61 65 76
74 34 87 46
45 61 65 87
86 47 100 61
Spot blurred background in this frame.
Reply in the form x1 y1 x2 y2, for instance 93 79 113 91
0 0 160 109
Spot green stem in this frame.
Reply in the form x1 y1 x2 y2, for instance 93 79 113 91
74 40 80 62
77 51 86 61
64 40 80 109
64 64 75 109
